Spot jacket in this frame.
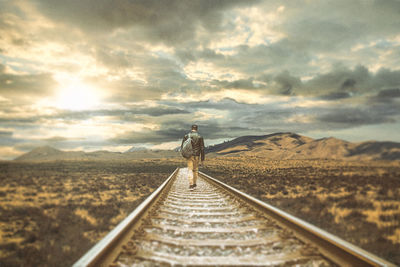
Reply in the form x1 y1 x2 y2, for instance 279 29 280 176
181 131 205 161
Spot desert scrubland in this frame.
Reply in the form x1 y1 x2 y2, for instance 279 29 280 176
0 157 399 266
0 160 180 267
202 157 400 265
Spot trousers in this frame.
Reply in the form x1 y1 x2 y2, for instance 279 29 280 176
187 155 200 185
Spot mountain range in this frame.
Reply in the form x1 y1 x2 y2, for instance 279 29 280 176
15 146 180 161
14 132 400 161
206 132 400 160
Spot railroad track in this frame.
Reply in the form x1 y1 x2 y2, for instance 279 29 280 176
74 168 395 266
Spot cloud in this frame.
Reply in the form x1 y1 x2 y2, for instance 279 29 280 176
0 72 55 96
314 105 398 129
272 71 302 95
0 105 190 128
376 88 400 98
369 88 400 104
309 66 400 96
251 65 400 98
0 146 21 160
2 0 400 159
109 118 251 145
0 64 56 103
34 0 258 44
42 136 69 142
211 78 257 90
318 92 352 100
0 131 12 138
0 131 15 148
274 1 400 50
197 41 314 77
179 0 400 79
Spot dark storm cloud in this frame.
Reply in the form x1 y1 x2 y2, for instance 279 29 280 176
34 0 258 44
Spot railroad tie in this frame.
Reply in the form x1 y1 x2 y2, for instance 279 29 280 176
74 168 395 267
113 168 332 266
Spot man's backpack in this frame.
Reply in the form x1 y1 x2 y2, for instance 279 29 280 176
181 134 194 159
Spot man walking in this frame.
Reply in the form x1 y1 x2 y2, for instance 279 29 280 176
181 124 205 190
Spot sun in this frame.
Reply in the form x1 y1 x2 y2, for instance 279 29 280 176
55 80 101 111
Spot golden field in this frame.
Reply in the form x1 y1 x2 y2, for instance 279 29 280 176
202 156 400 264
0 159 180 267
0 157 399 266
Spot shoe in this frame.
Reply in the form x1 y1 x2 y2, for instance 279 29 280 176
193 183 197 188
189 184 194 190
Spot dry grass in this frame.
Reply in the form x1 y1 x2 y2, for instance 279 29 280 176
1 156 399 265
0 159 182 267
202 157 400 265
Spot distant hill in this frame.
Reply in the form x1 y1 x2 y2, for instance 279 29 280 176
206 132 400 160
15 146 180 161
14 132 400 161
15 146 84 161
125 146 147 153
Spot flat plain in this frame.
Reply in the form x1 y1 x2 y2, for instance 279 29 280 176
0 159 180 267
0 157 399 266
202 156 400 265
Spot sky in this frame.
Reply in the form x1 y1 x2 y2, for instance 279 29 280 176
1 0 400 159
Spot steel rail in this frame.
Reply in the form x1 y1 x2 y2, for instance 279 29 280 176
73 168 396 266
73 168 179 267
200 171 396 267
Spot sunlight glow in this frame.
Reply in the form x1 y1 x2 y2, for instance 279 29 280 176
55 80 101 110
